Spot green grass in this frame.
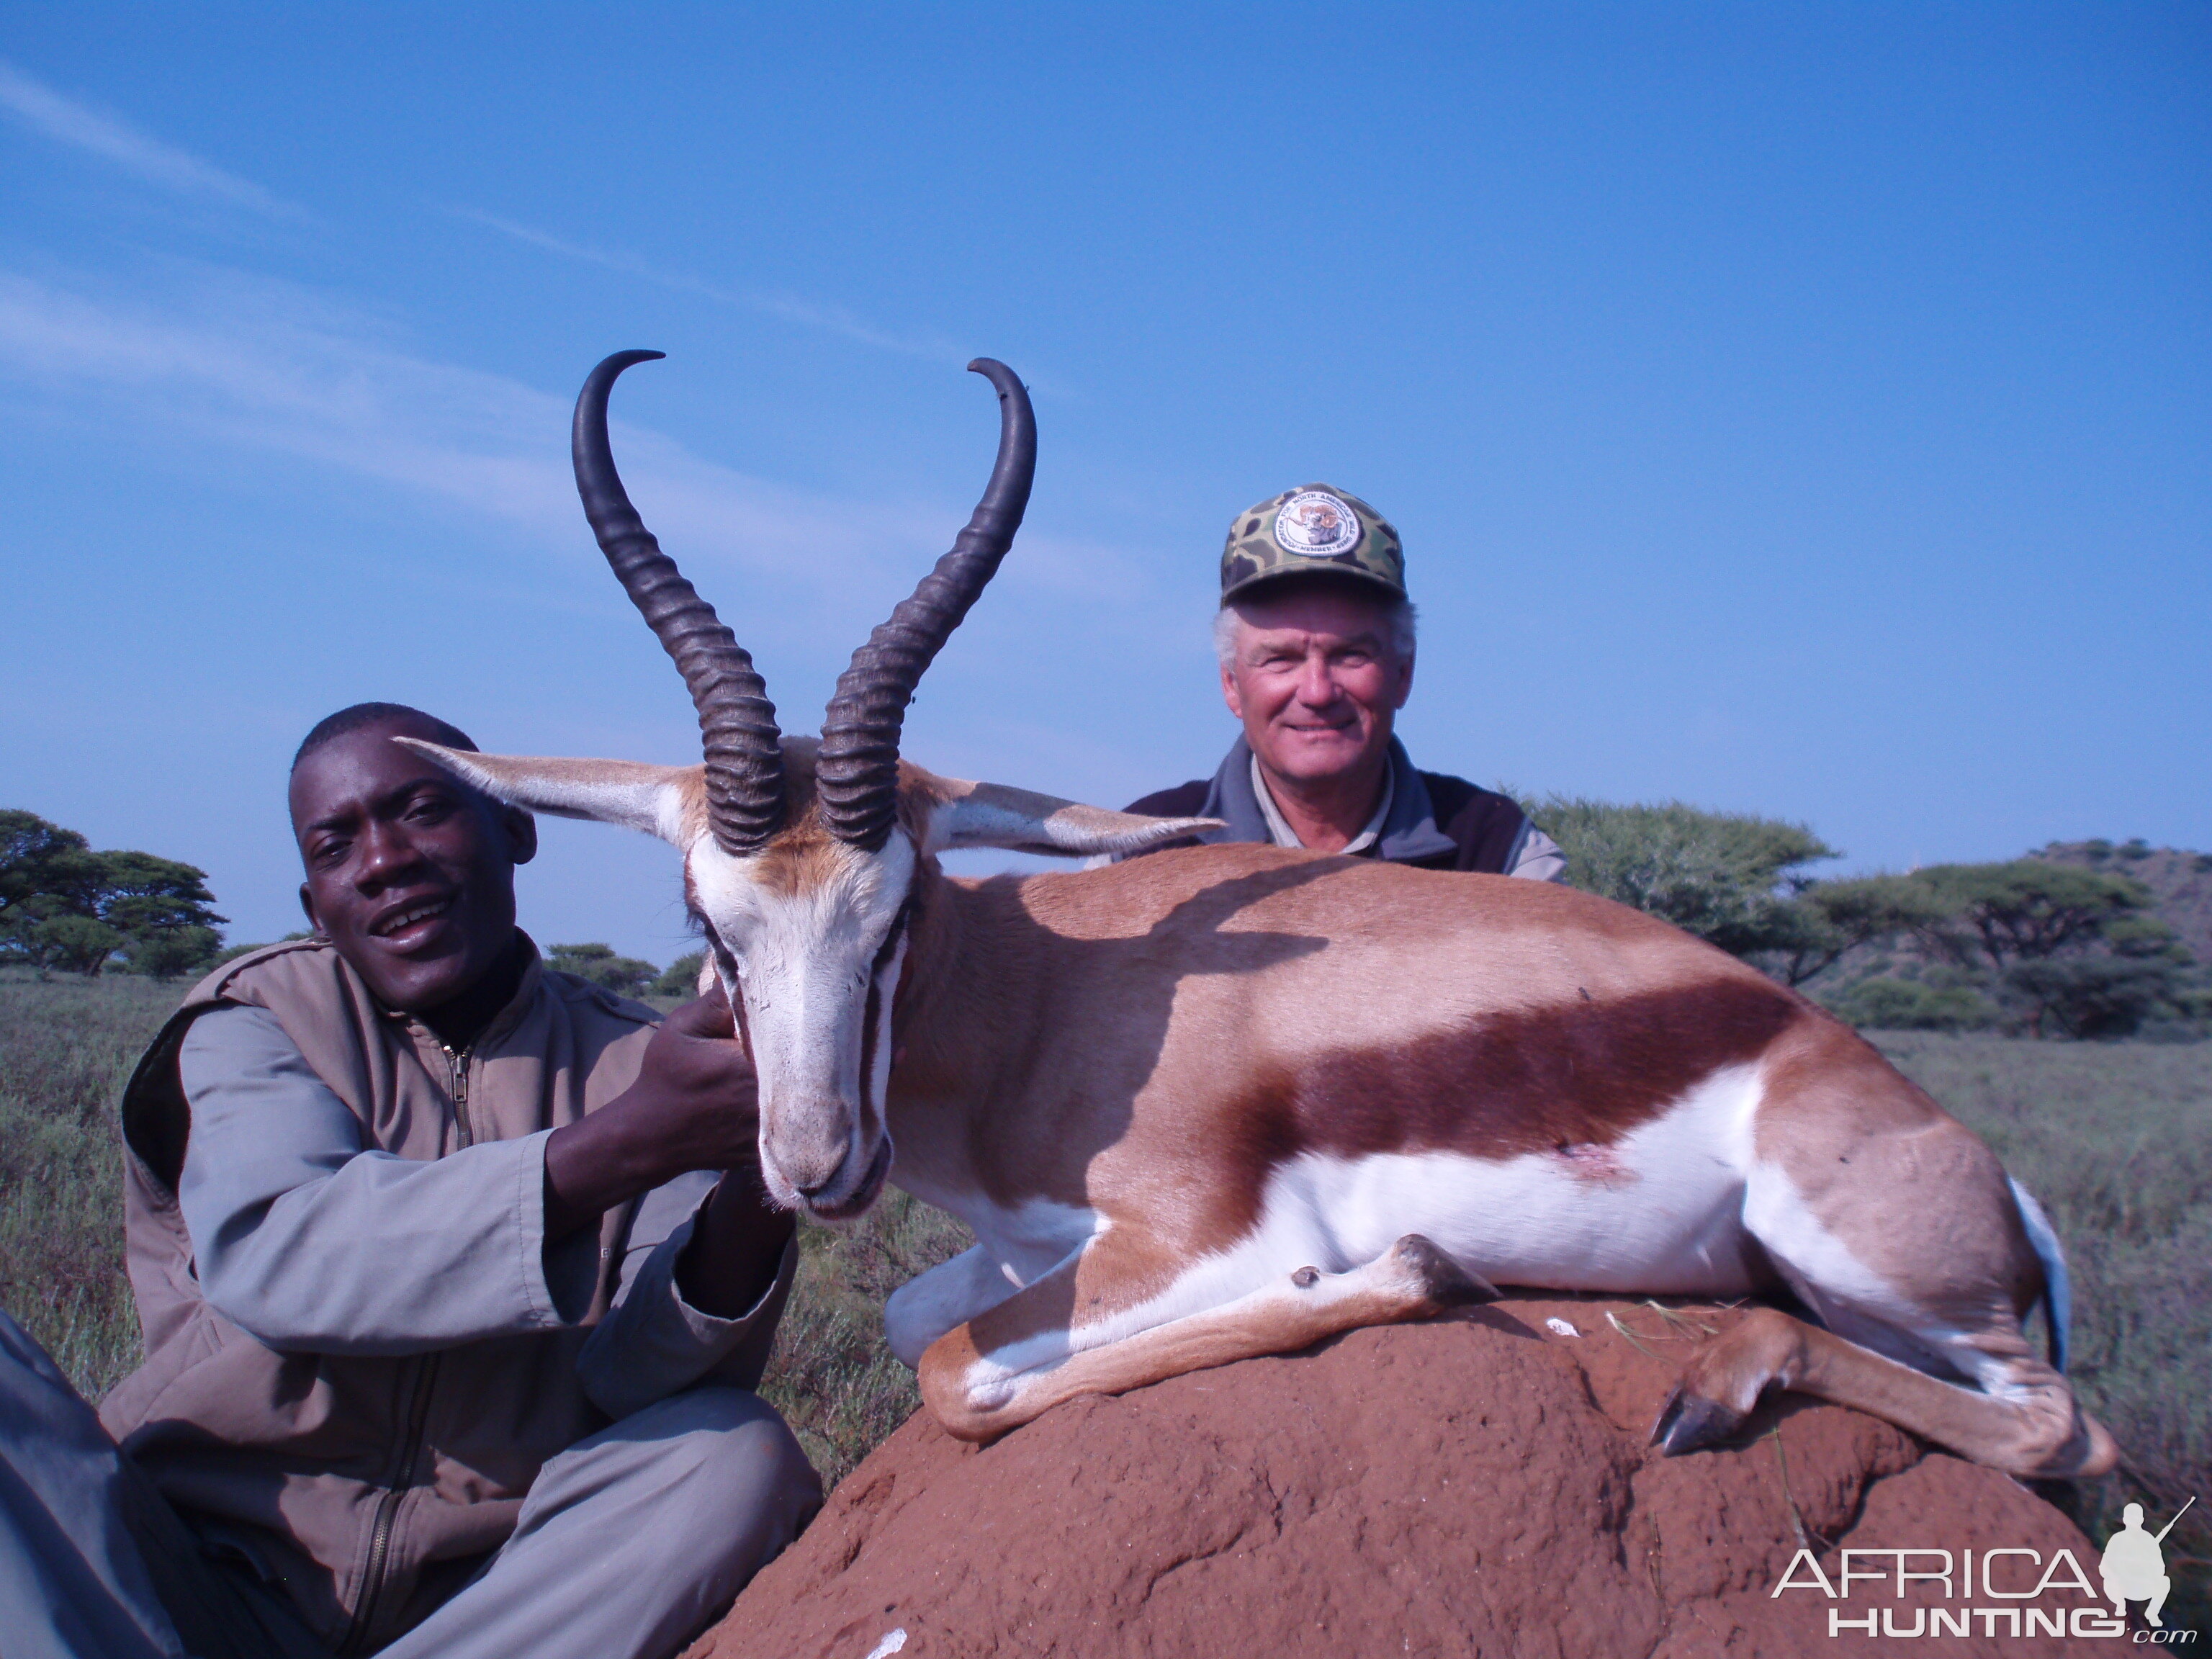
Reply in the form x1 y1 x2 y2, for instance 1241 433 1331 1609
769 1192 970 1486
0 974 173 1395
1 978 2202 1605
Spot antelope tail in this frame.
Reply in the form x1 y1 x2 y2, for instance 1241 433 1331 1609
2008 1177 2071 1373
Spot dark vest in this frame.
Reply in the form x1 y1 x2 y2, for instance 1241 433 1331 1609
1125 737 1532 874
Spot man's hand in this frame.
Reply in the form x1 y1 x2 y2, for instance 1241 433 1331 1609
542 988 795 1318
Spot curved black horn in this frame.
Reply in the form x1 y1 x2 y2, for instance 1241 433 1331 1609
816 359 1035 849
574 350 784 853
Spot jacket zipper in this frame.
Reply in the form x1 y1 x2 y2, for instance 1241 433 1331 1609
444 1041 476 1148
338 1351 440 1656
338 1035 471 1653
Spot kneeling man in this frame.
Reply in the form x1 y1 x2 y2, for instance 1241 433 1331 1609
0 703 819 1659
1126 485 1565 877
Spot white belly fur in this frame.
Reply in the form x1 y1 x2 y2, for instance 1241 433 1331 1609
920 1062 1772 1377
1181 1059 1768 1312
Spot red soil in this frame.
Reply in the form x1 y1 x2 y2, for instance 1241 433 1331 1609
690 1294 2100 1658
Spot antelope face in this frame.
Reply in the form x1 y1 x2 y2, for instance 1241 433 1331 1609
683 799 916 1217
688 760 1213 1218
383 739 917 1218
402 348 1213 1219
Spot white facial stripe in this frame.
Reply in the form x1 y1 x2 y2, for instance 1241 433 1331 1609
866 924 909 1129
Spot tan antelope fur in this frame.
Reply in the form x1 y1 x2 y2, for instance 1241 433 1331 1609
408 351 2117 1479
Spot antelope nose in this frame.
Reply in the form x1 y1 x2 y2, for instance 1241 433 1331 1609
788 1136 855 1200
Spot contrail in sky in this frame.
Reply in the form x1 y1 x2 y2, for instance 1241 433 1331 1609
450 207 971 366
0 58 303 220
0 60 1022 380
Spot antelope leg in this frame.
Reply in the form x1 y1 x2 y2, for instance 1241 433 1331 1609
884 1244 1028 1369
918 1232 1495 1442
1658 1306 2117 1478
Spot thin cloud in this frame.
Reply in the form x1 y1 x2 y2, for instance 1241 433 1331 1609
0 260 1137 620
0 263 913 577
0 59 302 219
451 207 969 364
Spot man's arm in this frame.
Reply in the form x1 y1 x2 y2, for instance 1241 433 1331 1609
572 1169 798 1420
545 994 806 1418
1507 822 1569 883
178 1006 605 1353
176 992 794 1370
541 994 791 1320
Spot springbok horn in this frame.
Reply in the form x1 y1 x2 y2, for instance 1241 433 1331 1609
573 350 785 853
817 359 1035 849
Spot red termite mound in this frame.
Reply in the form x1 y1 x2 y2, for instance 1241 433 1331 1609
687 1295 2100 1658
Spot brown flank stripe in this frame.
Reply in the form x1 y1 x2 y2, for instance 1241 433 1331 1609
1213 978 1804 1237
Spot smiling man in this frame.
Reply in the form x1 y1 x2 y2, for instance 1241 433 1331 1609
1123 485 1567 878
0 704 819 1659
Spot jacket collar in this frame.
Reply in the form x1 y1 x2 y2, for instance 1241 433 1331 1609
377 930 546 1053
1196 737 1458 864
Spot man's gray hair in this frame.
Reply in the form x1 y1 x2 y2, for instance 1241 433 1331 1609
1213 593 1419 669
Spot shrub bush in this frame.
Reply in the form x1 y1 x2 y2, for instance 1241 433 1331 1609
653 950 708 999
1822 975 2001 1032
544 942 662 997
1527 796 1836 958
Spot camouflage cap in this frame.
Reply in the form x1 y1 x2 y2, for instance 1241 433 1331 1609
1219 484 1405 602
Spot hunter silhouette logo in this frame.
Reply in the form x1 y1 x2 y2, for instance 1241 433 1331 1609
2104 1498 2193 1629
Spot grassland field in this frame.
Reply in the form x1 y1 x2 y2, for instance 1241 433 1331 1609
1 973 2204 1619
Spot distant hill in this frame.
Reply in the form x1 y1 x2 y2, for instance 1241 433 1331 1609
2032 840 2212 964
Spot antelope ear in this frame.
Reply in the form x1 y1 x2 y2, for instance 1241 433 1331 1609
395 739 703 848
917 775 1221 858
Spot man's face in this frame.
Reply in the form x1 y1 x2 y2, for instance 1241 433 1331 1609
1220 583 1413 786
289 718 536 1012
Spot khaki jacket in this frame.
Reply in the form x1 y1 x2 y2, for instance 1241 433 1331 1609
101 937 770 1652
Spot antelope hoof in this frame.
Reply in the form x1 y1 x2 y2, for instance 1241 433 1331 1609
1390 1233 1500 1309
1650 1385 1744 1456
2026 1408 2122 1480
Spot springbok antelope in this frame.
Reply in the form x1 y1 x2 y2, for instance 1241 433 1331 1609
407 350 2116 1479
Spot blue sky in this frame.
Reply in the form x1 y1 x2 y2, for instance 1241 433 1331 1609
2 4 2205 965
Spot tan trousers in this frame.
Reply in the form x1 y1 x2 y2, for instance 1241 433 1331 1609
0 1311 820 1659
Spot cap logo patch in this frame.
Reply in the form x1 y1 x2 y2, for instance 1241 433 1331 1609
1272 490 1362 558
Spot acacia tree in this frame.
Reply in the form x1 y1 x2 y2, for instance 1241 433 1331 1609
1531 799 1977 989
1764 873 1958 988
1907 861 2198 1037
0 809 227 978
1531 796 1840 964
1521 801 2204 1037
1914 860 2155 971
